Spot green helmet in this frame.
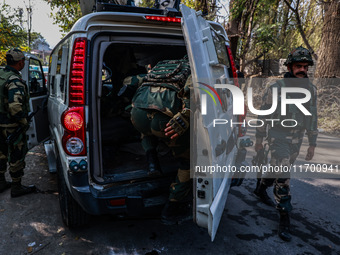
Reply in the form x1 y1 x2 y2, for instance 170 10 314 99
284 46 313 66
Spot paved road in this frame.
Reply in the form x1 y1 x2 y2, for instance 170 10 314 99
0 130 339 255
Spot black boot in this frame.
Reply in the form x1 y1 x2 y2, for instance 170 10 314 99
146 149 161 176
0 174 11 193
11 181 36 198
254 182 274 206
161 200 192 225
278 212 292 242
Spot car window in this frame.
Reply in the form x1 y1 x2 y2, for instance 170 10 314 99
28 59 46 95
210 27 230 112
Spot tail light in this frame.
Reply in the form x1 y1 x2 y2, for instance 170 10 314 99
61 38 87 156
145 16 181 23
69 38 86 106
226 45 246 137
226 45 240 88
62 107 86 156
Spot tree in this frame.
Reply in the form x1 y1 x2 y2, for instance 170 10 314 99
315 0 340 78
283 0 317 59
0 3 28 65
31 32 50 50
42 0 82 34
139 0 154 8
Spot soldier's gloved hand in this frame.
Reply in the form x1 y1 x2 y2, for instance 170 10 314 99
165 108 190 140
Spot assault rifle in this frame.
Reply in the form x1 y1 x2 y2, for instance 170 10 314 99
6 106 40 145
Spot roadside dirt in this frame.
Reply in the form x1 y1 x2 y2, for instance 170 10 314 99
0 145 65 255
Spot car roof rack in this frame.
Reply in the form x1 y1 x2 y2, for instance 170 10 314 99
95 1 182 17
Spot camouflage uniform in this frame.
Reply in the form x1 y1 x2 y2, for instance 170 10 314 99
126 58 191 202
0 64 30 183
255 76 318 213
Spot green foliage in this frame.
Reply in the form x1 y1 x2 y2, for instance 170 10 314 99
0 3 28 65
42 0 82 34
138 0 154 8
231 0 322 66
31 32 50 50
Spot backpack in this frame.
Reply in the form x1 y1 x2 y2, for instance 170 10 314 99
141 57 191 92
132 57 191 116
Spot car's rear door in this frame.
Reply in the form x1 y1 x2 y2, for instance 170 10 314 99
21 55 49 149
181 4 238 241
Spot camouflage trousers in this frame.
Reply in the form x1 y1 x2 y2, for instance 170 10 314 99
0 126 27 182
131 107 191 202
261 128 304 213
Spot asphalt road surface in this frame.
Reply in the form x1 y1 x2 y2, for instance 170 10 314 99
0 130 339 255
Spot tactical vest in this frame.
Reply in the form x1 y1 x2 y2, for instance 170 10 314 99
0 68 30 117
132 58 191 117
271 79 317 131
0 69 15 114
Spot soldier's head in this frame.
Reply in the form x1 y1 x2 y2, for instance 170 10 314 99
6 48 25 71
284 46 313 78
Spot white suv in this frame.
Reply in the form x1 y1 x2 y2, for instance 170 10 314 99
29 3 249 241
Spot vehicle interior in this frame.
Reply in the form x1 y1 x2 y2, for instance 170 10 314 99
97 42 188 183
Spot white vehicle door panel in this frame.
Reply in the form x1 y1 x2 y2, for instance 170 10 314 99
21 55 49 149
181 4 237 241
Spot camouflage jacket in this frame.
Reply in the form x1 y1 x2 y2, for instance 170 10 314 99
0 66 30 127
130 74 191 117
255 78 318 146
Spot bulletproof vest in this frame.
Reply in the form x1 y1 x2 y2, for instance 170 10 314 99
132 58 191 116
271 79 317 130
0 68 30 117
0 69 14 114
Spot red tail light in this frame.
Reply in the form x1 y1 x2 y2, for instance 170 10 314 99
226 45 246 136
69 38 86 106
145 16 181 23
63 111 83 131
226 45 240 88
61 107 86 156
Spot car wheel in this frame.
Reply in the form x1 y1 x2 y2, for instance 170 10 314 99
57 155 90 227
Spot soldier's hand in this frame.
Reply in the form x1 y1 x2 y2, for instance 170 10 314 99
255 143 263 152
165 123 179 140
305 146 315 161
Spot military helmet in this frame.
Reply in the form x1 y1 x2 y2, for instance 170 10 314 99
284 46 313 66
6 48 25 62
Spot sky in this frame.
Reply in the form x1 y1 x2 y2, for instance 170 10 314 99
4 0 63 49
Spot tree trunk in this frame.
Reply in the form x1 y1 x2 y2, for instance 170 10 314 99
240 0 259 72
225 0 243 59
315 1 340 78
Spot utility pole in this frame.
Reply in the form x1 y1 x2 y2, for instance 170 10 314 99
27 0 32 49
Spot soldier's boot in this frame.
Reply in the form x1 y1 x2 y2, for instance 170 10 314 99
11 180 36 198
161 200 192 225
278 212 292 242
254 182 275 206
146 149 162 176
0 174 11 193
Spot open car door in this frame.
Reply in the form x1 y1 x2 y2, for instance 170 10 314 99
21 54 49 150
181 5 238 241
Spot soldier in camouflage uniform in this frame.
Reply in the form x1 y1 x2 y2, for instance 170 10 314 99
120 56 192 224
0 48 36 197
255 46 318 241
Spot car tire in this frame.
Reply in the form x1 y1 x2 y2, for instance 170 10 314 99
57 155 90 227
